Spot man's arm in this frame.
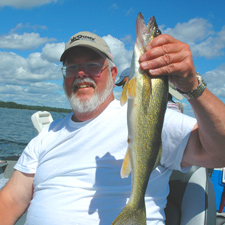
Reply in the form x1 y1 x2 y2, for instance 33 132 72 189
0 170 34 225
139 34 225 168
182 88 225 168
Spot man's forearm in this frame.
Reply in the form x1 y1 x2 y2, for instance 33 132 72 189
189 88 225 167
0 189 21 225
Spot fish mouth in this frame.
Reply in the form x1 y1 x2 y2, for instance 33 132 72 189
148 16 158 28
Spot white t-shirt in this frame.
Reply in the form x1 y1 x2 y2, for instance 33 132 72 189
15 99 196 225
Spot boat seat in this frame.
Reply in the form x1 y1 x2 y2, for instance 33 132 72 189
31 111 53 133
165 166 217 225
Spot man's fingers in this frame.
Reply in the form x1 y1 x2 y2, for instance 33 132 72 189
140 51 185 71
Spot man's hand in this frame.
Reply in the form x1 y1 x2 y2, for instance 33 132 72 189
139 34 198 93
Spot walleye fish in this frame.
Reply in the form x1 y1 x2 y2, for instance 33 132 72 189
112 13 168 225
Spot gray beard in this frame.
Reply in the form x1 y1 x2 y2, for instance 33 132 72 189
68 75 113 114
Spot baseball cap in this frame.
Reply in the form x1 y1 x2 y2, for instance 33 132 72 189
60 31 113 62
115 67 183 100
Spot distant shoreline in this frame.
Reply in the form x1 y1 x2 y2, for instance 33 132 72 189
0 101 72 113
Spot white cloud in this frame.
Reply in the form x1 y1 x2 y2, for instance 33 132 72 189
0 41 65 108
163 18 213 43
41 42 65 63
126 8 135 16
203 64 225 98
121 34 133 46
0 82 67 108
0 33 133 108
0 33 55 50
9 23 48 34
0 85 24 94
1 20 224 111
193 26 225 58
24 82 62 94
111 3 118 10
0 0 58 9
103 35 133 74
0 51 61 86
0 52 27 82
27 52 61 79
162 18 225 59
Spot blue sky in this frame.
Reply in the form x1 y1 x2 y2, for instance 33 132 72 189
0 0 225 117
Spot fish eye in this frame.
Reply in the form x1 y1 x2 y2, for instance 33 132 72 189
156 29 161 36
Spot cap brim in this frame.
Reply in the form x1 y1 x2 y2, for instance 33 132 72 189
60 45 110 62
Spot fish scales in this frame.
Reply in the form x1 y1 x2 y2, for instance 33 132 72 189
112 13 168 225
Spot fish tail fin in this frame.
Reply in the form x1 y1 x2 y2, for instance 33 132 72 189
120 146 132 178
111 201 146 225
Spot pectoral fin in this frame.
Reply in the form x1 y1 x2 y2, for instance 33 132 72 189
127 77 136 99
120 77 137 106
120 80 129 105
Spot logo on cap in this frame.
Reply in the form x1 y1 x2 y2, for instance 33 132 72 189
70 35 95 44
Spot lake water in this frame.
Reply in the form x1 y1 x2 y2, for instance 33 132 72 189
0 108 68 158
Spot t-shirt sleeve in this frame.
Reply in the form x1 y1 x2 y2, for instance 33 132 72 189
14 116 68 174
160 108 197 172
14 126 48 174
14 138 39 173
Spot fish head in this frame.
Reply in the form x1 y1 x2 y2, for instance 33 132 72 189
138 14 161 48
148 16 161 39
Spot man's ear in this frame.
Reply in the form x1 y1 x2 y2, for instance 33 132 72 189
111 67 118 88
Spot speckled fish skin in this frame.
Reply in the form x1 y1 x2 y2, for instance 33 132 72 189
112 13 168 225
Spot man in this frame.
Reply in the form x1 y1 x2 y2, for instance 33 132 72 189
0 31 224 225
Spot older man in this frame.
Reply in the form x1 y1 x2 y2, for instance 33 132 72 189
0 31 224 225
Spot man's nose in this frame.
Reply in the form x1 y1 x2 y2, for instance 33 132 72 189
77 66 88 78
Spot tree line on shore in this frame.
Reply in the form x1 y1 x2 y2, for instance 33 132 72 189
0 101 72 113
